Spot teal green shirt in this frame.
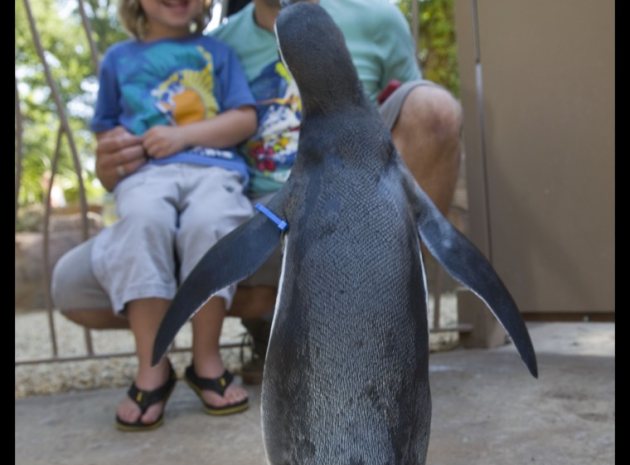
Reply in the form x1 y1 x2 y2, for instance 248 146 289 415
210 0 421 196
211 0 421 102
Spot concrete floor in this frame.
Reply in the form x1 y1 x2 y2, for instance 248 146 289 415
15 322 614 465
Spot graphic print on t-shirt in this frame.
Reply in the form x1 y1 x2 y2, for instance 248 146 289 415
151 46 219 126
242 60 302 195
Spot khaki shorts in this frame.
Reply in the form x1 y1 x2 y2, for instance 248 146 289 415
53 164 253 313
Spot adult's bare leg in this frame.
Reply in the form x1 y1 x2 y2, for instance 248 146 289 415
391 84 463 215
60 308 129 329
230 285 276 319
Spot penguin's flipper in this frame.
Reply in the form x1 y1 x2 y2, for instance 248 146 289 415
151 197 289 366
396 158 538 378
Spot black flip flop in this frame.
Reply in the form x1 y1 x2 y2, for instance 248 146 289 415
115 360 177 432
184 364 249 416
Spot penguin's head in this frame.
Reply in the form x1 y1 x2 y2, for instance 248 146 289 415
274 2 366 114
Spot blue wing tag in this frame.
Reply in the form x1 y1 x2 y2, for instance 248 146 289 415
255 203 289 232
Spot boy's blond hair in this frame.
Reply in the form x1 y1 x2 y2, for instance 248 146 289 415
118 0 213 40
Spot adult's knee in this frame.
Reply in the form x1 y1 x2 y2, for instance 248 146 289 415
393 85 463 214
400 85 463 143
51 239 112 312
51 244 86 310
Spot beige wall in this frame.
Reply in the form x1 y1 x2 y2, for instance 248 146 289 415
454 0 614 319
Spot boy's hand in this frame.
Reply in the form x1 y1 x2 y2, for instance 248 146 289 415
143 125 188 159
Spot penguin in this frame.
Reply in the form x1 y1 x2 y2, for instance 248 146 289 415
153 3 537 464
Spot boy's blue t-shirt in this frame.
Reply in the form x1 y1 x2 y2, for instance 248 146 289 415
91 35 255 180
211 0 421 195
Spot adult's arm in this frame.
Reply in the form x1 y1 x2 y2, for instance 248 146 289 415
95 126 147 192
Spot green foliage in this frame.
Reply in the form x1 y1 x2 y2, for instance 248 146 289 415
396 0 460 97
15 0 127 210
